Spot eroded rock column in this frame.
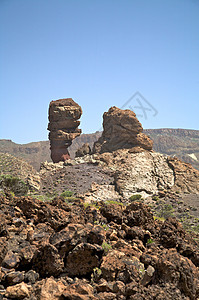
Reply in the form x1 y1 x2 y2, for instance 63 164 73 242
93 106 153 153
48 98 82 163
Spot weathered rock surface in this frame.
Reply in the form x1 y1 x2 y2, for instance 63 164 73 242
0 193 198 299
168 156 199 193
75 143 91 157
93 106 153 153
48 98 82 163
94 149 174 198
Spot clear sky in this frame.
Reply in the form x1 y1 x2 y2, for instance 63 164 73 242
0 0 199 144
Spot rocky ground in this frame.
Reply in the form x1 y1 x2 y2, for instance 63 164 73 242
1 104 199 298
0 192 199 299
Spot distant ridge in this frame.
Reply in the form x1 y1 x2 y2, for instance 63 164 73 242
0 128 199 171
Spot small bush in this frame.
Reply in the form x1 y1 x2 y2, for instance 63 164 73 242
91 267 102 283
83 202 100 210
105 200 124 206
158 204 174 219
153 216 165 222
146 238 153 244
102 241 112 255
152 195 159 201
0 175 28 196
129 194 142 201
60 190 73 198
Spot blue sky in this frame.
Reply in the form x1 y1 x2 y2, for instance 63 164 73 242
0 0 199 143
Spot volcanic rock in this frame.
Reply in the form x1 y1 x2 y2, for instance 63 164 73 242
0 193 199 299
93 106 153 153
75 143 91 157
48 98 82 163
5 282 30 299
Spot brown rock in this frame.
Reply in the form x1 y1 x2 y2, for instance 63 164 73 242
65 243 103 276
168 156 199 193
0 237 8 265
75 143 91 157
32 243 64 277
48 98 82 163
156 248 199 300
36 277 65 300
101 250 144 283
62 280 96 300
5 282 30 299
2 251 20 269
124 202 154 228
97 292 117 300
93 106 153 153
159 217 185 248
5 271 25 285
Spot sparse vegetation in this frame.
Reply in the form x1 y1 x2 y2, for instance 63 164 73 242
146 238 154 244
105 200 124 206
60 190 73 198
153 216 165 222
102 241 112 255
83 202 101 210
129 194 142 201
0 174 28 196
157 204 174 219
94 221 109 231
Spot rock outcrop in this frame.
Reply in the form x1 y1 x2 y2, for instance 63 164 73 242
93 106 153 153
75 143 91 157
48 98 82 163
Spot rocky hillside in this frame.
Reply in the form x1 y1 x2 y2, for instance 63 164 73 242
0 128 199 171
144 128 199 170
0 140 51 171
0 107 199 299
0 193 198 299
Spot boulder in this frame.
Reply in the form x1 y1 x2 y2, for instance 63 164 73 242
48 98 82 163
65 243 103 276
75 143 91 157
93 106 153 153
5 282 30 299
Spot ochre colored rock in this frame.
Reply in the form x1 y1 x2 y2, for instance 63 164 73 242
93 106 153 153
5 282 30 299
48 98 82 163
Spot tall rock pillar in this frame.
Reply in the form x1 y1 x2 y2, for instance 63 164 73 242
48 98 82 163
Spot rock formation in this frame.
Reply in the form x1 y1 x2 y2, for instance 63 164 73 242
93 106 153 153
75 143 91 157
48 98 82 163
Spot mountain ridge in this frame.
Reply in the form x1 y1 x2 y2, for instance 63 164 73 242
0 128 199 171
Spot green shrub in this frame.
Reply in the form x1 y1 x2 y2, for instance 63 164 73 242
105 200 124 206
0 175 28 196
152 195 159 201
102 241 112 255
146 238 153 244
129 194 142 201
158 204 174 219
60 190 73 198
83 202 100 210
91 267 102 283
